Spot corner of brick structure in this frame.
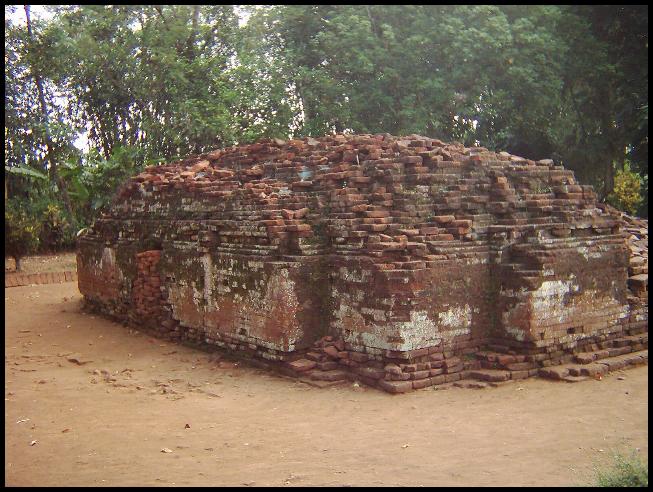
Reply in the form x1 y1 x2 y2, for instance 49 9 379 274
76 134 648 393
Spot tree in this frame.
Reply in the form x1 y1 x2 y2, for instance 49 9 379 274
557 5 648 202
250 4 647 210
48 5 242 162
5 5 81 226
5 199 41 272
4 4 648 237
23 5 74 220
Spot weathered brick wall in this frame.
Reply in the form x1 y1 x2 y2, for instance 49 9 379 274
77 133 647 391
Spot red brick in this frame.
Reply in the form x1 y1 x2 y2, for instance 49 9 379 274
287 359 316 372
323 346 339 359
538 367 569 380
504 362 533 371
511 370 529 380
443 357 461 369
350 352 368 363
407 348 429 358
579 364 608 377
378 380 413 393
384 363 402 375
410 370 431 380
310 369 348 382
496 355 516 365
412 378 433 390
386 372 411 381
430 375 446 385
355 366 385 380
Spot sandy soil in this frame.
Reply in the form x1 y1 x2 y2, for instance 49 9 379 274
4 281 648 487
5 252 77 274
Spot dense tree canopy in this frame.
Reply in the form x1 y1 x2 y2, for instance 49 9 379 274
4 4 648 246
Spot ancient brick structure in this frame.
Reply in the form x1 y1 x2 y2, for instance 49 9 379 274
77 134 648 392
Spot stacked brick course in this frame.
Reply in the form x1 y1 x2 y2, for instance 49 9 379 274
77 133 648 392
5 270 77 287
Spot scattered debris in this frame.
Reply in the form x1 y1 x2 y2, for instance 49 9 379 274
67 356 93 366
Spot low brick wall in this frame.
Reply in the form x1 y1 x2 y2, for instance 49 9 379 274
4 270 78 288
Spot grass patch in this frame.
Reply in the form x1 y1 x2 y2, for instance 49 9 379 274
593 451 648 487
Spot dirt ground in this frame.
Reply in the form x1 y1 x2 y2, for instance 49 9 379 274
4 281 648 487
5 252 77 274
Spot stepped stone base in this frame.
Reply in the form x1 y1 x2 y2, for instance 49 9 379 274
83 296 646 393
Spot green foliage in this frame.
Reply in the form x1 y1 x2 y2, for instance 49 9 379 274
3 4 649 251
5 199 42 269
607 162 644 215
37 203 73 252
250 4 646 208
48 5 241 159
594 451 648 487
4 165 48 180
57 145 145 226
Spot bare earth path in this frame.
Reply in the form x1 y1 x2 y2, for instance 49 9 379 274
5 282 648 486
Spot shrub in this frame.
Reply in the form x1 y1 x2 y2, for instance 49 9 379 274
594 451 648 487
38 203 72 252
5 200 41 271
607 162 644 215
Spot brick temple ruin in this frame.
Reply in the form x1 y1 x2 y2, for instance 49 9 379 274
77 133 648 392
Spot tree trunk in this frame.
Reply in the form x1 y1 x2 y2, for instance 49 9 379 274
24 5 76 225
603 160 614 201
14 256 22 272
186 5 200 61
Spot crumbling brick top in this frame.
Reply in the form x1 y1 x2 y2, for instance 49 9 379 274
605 206 648 302
91 133 626 272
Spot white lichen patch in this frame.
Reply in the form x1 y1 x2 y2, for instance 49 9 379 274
98 247 117 274
246 260 264 271
501 274 631 343
338 267 372 283
202 254 213 301
531 279 573 324
577 247 590 261
392 311 442 350
240 267 303 351
360 307 387 322
337 301 475 351
465 257 489 265
335 302 367 336
437 304 472 329
505 325 527 342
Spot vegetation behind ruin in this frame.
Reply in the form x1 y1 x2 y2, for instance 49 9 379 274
5 5 648 264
